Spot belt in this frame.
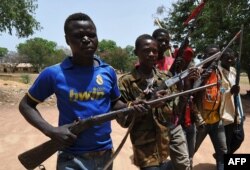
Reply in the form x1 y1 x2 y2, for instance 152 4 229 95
80 149 113 158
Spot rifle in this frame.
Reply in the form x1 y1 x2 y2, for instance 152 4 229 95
18 83 217 170
235 26 243 91
169 22 193 74
169 0 206 74
193 30 242 88
234 25 244 124
164 51 221 88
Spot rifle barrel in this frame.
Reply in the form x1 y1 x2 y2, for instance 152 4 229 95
145 83 217 105
18 82 217 169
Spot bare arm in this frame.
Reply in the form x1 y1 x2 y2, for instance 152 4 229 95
19 94 76 146
111 99 127 111
112 98 149 127
19 94 54 135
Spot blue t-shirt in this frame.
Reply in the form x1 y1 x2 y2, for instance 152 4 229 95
28 56 121 153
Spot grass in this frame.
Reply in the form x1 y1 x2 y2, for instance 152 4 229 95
240 76 249 85
0 73 38 84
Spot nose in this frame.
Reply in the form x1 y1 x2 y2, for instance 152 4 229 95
81 36 90 43
149 51 157 59
149 50 154 56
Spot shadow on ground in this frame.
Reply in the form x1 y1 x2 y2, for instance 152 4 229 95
240 94 250 116
193 163 216 170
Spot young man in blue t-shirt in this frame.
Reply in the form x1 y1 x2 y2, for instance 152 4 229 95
19 12 147 170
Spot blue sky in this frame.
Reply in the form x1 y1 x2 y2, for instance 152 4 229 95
0 0 177 52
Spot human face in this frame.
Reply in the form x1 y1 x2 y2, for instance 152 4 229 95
205 47 220 58
136 39 158 69
155 32 170 53
65 20 98 61
221 52 237 69
203 47 220 68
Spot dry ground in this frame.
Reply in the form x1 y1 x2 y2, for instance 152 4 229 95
0 75 249 170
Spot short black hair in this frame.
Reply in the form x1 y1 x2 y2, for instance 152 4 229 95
204 44 220 53
64 12 96 34
221 48 235 58
152 28 169 38
202 44 220 59
135 34 155 49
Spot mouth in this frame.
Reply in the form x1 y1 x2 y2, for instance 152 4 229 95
81 46 95 51
148 59 157 65
86 47 95 50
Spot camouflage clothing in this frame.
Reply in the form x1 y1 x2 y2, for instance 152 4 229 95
118 67 178 168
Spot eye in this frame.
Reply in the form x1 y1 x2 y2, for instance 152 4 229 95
143 49 151 53
157 38 169 43
87 33 97 38
70 33 83 39
152 49 158 54
232 57 237 61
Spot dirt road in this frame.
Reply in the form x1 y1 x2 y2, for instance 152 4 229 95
0 78 249 170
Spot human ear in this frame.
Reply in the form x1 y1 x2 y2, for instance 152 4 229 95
65 35 69 45
134 49 137 56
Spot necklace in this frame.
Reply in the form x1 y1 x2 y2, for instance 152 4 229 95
137 67 155 94
144 76 155 95
145 77 154 86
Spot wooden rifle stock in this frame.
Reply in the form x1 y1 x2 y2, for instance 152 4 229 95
18 83 217 169
18 108 131 169
18 140 60 169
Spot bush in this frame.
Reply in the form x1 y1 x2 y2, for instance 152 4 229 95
20 74 31 84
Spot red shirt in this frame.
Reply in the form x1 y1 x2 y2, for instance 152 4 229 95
155 56 175 71
173 47 194 63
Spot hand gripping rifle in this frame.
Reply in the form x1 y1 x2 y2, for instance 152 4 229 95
18 83 217 170
164 51 220 88
139 29 240 99
193 30 242 88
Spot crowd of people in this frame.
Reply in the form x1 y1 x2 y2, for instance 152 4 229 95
19 12 245 170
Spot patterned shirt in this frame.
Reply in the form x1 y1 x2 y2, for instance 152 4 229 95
118 67 179 167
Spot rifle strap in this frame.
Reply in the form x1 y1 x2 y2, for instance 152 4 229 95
206 68 221 115
103 114 136 170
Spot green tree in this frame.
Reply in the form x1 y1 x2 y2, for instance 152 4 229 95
97 40 137 72
124 45 135 57
17 37 57 72
104 48 131 73
0 47 8 62
97 39 117 53
0 0 41 37
96 39 117 64
46 48 68 66
124 45 138 71
156 0 250 72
